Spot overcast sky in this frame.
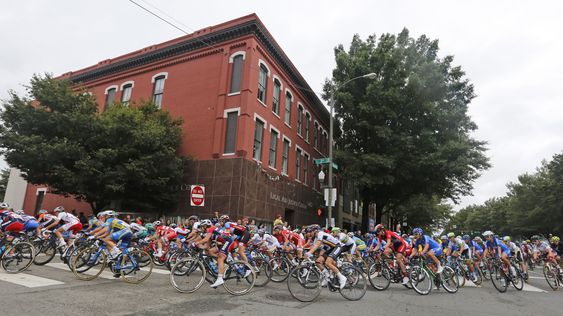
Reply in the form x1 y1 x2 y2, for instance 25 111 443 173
2 0 562 210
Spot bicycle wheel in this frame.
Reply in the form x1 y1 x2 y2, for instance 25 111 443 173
490 266 508 293
287 265 322 302
33 241 56 266
440 266 459 293
72 246 107 281
252 255 271 287
169 258 206 293
120 250 153 284
409 265 432 295
543 263 560 290
472 267 483 285
267 257 291 282
339 264 367 301
368 261 391 290
1 242 35 273
223 260 255 295
511 269 524 291
456 265 466 287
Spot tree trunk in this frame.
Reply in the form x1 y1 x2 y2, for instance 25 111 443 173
361 197 371 233
375 201 386 224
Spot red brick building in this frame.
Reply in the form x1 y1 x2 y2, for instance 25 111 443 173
14 14 336 227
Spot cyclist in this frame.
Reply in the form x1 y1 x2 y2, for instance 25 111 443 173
331 227 356 261
14 211 39 237
90 210 132 261
144 222 155 236
531 235 558 265
464 235 484 274
482 231 513 276
249 228 280 262
410 228 443 273
349 232 367 261
45 206 82 249
446 232 477 281
0 209 24 234
277 225 306 262
152 221 177 258
36 209 57 238
549 236 561 258
304 224 347 289
129 221 148 240
222 216 252 265
503 236 528 278
374 224 410 285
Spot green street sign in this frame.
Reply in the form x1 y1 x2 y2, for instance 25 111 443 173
314 158 338 170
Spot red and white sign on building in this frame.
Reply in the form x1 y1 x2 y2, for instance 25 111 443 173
190 185 205 206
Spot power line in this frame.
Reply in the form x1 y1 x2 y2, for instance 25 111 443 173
128 0 189 35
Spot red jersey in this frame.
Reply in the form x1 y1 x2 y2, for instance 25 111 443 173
156 226 175 236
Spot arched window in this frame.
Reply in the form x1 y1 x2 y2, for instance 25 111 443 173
257 63 268 103
272 78 281 115
229 54 244 94
120 82 134 106
152 75 166 108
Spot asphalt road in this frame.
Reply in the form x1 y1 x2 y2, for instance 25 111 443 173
1 258 562 316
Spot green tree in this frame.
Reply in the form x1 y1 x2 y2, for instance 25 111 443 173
324 30 490 231
0 168 10 201
0 74 186 212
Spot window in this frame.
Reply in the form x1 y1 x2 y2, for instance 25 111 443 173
297 105 303 135
314 122 319 148
272 79 281 115
284 91 292 125
224 111 238 154
152 76 165 108
253 119 265 161
257 64 268 103
282 138 290 175
296 148 302 181
305 113 311 142
121 84 133 106
269 129 278 168
105 87 116 109
230 54 244 93
303 154 309 185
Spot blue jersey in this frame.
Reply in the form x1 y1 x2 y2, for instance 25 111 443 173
485 238 509 253
471 240 483 252
414 235 440 250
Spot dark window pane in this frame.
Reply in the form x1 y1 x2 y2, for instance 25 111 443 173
253 120 264 160
269 130 278 167
296 149 301 181
282 140 289 174
285 92 291 125
257 64 268 103
272 80 281 115
105 88 116 109
230 55 244 93
224 112 238 154
121 84 132 106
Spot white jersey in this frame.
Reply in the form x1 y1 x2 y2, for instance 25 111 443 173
129 223 146 233
251 233 279 247
174 227 189 235
337 232 355 246
314 231 342 248
57 212 79 225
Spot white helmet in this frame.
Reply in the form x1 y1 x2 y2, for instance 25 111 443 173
0 202 10 209
192 222 201 230
15 210 24 215
482 231 494 237
97 210 116 218
54 206 65 213
200 219 212 227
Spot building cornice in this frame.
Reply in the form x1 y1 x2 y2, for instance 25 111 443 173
68 19 329 125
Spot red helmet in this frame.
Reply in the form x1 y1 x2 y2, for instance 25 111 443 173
374 224 385 232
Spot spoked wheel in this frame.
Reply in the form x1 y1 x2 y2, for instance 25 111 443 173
33 241 56 266
368 262 391 290
409 265 432 295
511 270 524 291
120 250 153 284
223 260 255 295
543 263 560 291
339 264 367 301
1 242 35 273
440 266 459 293
252 255 271 287
72 246 107 281
267 257 291 282
455 265 466 288
287 265 322 302
472 267 483 285
169 258 206 293
138 249 153 268
490 266 508 293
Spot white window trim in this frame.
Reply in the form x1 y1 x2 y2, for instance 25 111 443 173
282 135 292 147
297 103 304 111
258 59 271 76
104 85 118 95
151 72 168 83
223 107 241 118
284 121 291 128
285 88 293 98
272 111 281 119
36 188 47 196
258 99 267 108
272 75 283 90
270 125 281 137
302 150 310 157
229 51 246 63
268 166 277 171
305 110 311 119
254 113 268 128
222 153 236 156
227 91 241 96
295 144 304 154
120 81 135 90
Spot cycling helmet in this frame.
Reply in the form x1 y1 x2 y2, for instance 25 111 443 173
145 223 154 230
412 228 424 235
447 232 455 238
0 202 9 209
331 227 341 233
347 232 354 238
456 236 462 239
97 210 114 218
521 240 527 245
503 236 511 242
38 209 48 214
153 220 162 227
273 225 284 231
374 224 385 232
530 235 540 241
15 210 24 215
306 224 321 233
170 223 177 228
462 234 470 240
482 231 494 237
219 215 230 222
552 236 560 242
200 219 212 227
54 206 65 213
192 222 201 230
474 236 482 242
188 215 199 221
402 234 408 239
440 235 447 240
258 229 265 235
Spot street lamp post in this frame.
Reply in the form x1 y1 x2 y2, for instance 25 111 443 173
326 72 377 228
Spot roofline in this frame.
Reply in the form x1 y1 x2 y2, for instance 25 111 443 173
65 15 329 125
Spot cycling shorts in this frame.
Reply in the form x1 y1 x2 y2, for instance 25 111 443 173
219 237 237 255
391 241 406 254
429 247 442 257
111 228 133 243
1 221 24 232
327 245 343 260
236 231 251 246
24 220 39 231
62 222 82 234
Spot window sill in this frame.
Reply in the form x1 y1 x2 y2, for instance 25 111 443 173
281 172 289 177
253 158 263 164
258 99 267 107
284 122 291 128
268 166 277 171
272 112 281 119
295 179 301 183
227 92 241 96
223 153 236 156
